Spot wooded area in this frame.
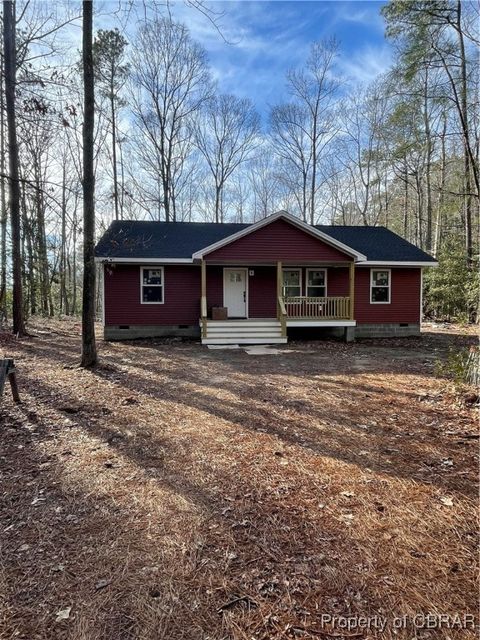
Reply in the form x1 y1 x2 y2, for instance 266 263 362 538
0 1 478 362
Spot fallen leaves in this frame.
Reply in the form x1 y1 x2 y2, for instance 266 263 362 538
440 496 454 507
0 317 477 640
55 607 72 622
95 578 111 591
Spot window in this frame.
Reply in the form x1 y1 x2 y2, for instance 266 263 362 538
370 269 390 303
141 267 164 304
307 269 327 297
282 269 301 297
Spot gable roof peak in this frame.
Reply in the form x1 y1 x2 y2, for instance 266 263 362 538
192 209 367 261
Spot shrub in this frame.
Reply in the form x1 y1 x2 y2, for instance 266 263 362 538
424 238 479 322
435 346 479 388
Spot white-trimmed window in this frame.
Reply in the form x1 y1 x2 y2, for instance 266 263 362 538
282 269 302 297
141 267 164 304
370 269 391 304
306 269 327 297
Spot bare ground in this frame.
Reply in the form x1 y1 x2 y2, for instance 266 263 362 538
0 320 478 640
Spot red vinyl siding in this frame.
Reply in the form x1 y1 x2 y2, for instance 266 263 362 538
354 267 421 324
206 266 224 310
323 267 349 297
204 219 353 263
249 266 277 317
104 264 201 326
104 264 421 326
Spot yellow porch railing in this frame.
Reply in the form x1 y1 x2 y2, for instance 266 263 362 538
283 296 351 319
277 296 287 337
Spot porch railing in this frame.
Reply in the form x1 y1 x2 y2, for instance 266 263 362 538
283 296 351 320
201 295 207 338
277 296 287 337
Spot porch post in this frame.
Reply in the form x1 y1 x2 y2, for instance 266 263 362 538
276 261 282 300
349 261 355 320
277 261 287 338
201 259 207 338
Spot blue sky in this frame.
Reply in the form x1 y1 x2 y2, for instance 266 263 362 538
166 0 392 116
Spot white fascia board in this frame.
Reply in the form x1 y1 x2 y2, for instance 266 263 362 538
95 257 193 264
192 210 367 262
357 261 438 267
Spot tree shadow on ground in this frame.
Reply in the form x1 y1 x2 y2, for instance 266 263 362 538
1 326 477 638
2 375 477 640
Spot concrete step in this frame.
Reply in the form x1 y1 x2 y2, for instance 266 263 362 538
206 320 281 328
206 327 282 334
202 318 285 345
202 337 288 345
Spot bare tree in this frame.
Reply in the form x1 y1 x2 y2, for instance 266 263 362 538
341 83 390 226
287 39 340 223
193 94 259 223
0 53 7 322
270 103 311 221
93 28 129 221
81 0 97 367
248 150 282 221
3 0 24 335
271 39 340 224
130 17 211 221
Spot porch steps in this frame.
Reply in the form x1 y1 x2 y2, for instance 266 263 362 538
202 319 287 345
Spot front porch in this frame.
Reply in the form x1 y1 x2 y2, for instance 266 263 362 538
200 261 356 345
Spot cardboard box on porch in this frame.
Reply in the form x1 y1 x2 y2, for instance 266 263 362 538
211 307 228 321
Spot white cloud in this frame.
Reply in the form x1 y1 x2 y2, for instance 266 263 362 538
337 43 393 85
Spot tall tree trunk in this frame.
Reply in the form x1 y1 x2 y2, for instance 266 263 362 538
403 171 408 239
110 73 119 220
0 56 7 322
456 0 473 268
433 116 447 257
21 183 36 316
214 183 221 224
60 163 69 315
81 0 97 367
310 111 317 226
3 0 25 335
35 168 49 315
72 210 77 315
415 173 422 247
383 174 389 228
302 171 308 223
423 71 433 253
119 136 125 218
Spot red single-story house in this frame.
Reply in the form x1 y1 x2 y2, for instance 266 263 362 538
94 210 437 344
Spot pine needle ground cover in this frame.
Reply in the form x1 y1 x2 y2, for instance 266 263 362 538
0 320 477 639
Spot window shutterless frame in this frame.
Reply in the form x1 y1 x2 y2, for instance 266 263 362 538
306 268 327 297
282 268 302 297
370 268 391 304
140 266 165 304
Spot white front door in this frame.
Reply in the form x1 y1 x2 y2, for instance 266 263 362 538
224 269 247 318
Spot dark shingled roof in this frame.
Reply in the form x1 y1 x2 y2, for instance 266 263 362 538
315 225 436 262
95 219 436 263
95 221 249 260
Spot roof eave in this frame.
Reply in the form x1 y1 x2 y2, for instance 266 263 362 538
95 256 193 264
357 260 438 267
